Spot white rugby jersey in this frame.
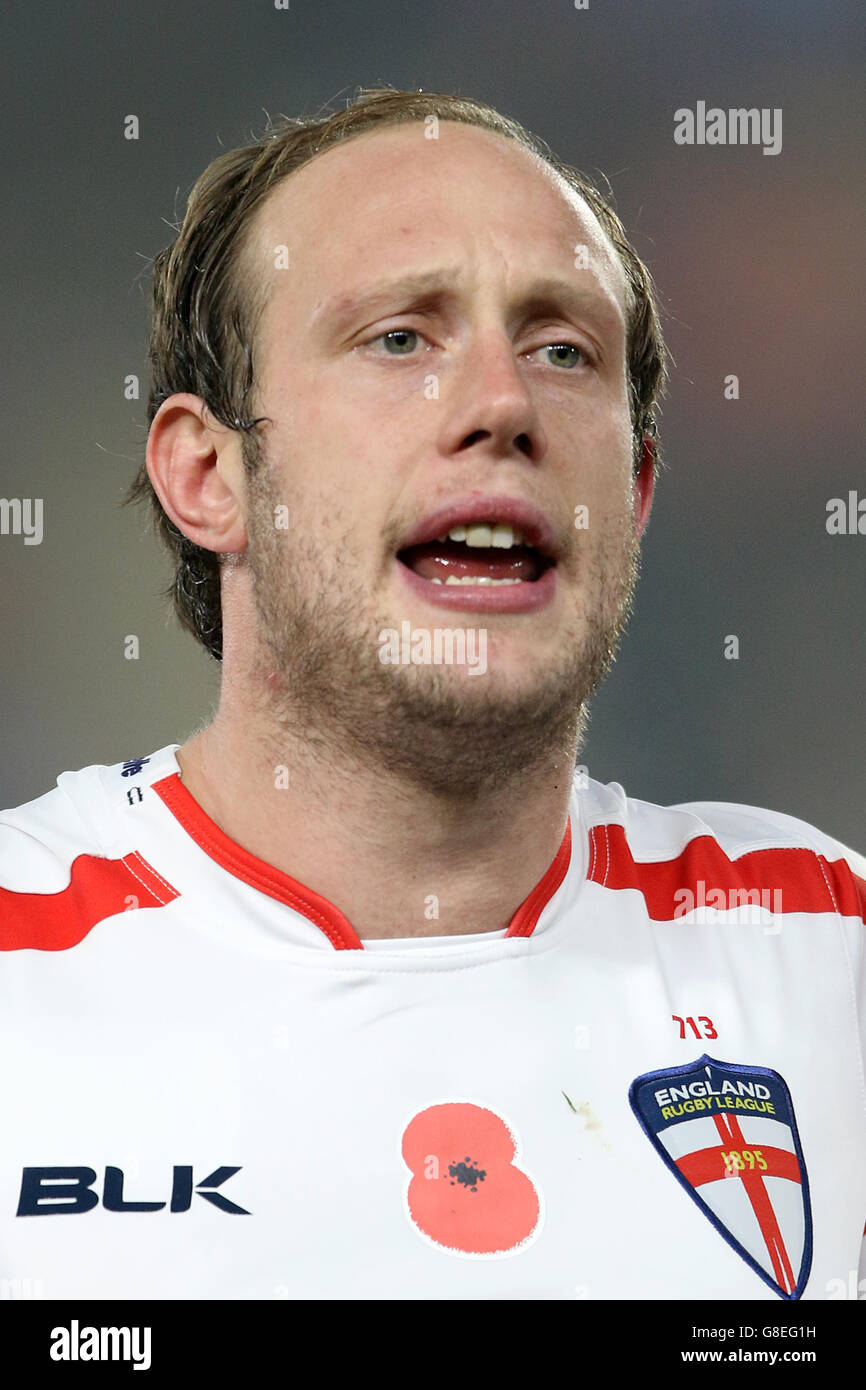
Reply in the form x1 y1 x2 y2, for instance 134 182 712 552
0 743 864 1302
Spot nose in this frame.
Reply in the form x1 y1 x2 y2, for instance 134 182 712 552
435 327 547 465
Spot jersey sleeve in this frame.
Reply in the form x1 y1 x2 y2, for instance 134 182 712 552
794 820 866 1285
671 795 866 1280
0 782 177 951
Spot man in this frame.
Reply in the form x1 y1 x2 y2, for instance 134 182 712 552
1 87 864 1301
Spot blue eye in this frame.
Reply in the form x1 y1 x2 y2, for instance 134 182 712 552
540 343 585 368
379 328 419 354
366 330 589 367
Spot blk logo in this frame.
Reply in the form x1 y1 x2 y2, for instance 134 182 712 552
16 1167 250 1216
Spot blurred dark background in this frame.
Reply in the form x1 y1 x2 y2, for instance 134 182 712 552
1 0 863 848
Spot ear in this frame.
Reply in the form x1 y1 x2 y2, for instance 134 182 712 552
633 433 655 541
145 394 249 553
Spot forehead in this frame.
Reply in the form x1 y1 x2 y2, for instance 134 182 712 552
246 120 628 328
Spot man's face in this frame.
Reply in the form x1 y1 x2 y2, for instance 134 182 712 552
238 120 644 793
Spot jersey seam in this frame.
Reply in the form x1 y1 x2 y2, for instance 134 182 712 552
814 853 839 913
240 940 564 975
122 851 175 907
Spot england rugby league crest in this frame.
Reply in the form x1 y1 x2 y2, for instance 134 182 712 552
629 1055 812 1300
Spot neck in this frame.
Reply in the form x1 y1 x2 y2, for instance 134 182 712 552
175 686 580 942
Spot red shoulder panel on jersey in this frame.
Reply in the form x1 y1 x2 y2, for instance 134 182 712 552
587 824 866 923
0 853 180 951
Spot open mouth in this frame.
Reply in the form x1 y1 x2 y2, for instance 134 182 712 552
397 522 555 587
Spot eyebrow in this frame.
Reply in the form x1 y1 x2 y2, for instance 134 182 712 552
309 268 625 340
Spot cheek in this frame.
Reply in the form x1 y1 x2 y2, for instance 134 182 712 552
267 359 373 459
562 446 633 535
567 469 636 572
303 381 389 478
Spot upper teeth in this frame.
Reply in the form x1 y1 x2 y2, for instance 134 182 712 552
436 523 526 548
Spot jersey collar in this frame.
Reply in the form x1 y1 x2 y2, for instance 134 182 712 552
151 767 572 951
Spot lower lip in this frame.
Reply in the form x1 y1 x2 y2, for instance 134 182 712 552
395 559 557 613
